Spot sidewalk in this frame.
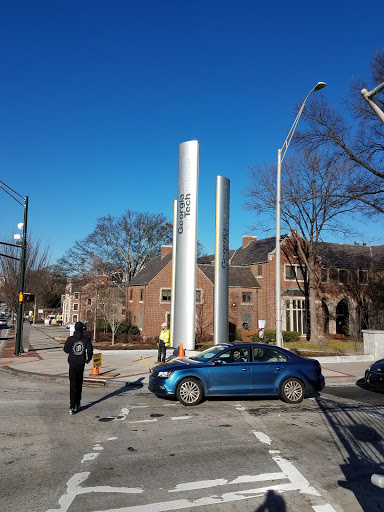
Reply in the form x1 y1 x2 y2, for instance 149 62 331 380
0 325 373 388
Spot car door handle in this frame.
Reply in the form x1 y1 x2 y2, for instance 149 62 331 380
275 367 283 371
242 368 250 371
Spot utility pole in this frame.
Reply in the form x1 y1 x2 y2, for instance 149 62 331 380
14 197 29 356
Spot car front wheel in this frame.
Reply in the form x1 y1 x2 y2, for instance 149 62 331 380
280 377 305 404
176 377 204 406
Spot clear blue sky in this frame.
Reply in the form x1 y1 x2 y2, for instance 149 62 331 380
1 0 383 264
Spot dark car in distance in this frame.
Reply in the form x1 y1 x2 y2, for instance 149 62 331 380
149 342 325 406
365 358 384 390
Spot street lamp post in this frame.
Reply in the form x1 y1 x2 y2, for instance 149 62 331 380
361 82 384 124
0 181 29 356
15 197 29 356
275 82 326 347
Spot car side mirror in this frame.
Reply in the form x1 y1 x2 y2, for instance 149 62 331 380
211 359 223 366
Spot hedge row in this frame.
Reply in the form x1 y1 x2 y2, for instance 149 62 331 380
235 328 301 344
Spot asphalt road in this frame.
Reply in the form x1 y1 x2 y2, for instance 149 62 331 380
1 371 383 512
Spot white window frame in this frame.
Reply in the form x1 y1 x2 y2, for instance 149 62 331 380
241 292 252 305
284 264 306 282
160 288 172 303
73 303 79 311
283 297 309 335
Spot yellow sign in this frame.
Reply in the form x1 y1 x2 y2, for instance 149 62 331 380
93 353 101 368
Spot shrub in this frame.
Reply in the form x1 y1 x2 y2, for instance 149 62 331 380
245 330 301 344
235 328 243 341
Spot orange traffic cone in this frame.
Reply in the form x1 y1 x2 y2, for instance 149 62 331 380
91 366 99 376
178 343 185 357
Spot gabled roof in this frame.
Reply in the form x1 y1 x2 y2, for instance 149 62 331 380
230 235 284 266
128 253 172 286
198 264 261 288
316 242 384 269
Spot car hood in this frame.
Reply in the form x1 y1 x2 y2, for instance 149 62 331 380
153 357 203 371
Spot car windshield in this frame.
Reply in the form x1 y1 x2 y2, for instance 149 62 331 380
190 345 228 362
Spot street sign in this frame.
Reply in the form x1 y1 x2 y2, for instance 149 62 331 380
93 353 101 368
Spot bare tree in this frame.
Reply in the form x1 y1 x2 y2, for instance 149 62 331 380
0 235 51 314
101 285 126 345
245 150 356 343
296 50 384 216
58 210 172 286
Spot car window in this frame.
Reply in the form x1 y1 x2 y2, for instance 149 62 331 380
231 347 249 363
215 348 249 364
215 349 233 364
192 345 228 362
253 347 288 363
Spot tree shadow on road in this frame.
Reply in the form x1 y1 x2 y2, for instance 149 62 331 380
316 390 384 512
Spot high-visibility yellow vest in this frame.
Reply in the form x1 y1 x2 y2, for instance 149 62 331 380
159 329 170 346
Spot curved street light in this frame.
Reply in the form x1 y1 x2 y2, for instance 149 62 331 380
275 82 327 347
361 82 384 124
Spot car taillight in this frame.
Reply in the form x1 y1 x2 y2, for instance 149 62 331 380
316 363 322 374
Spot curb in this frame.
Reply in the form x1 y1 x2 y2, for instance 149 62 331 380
0 364 150 389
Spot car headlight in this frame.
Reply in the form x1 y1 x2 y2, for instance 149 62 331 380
157 371 174 379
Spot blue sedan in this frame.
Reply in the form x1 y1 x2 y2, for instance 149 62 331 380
149 342 325 406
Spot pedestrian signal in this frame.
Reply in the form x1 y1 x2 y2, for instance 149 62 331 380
23 293 35 303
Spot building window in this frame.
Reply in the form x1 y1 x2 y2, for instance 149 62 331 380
74 293 80 299
73 303 79 311
339 269 349 284
284 298 309 335
140 289 143 302
257 265 262 277
321 268 328 283
87 298 92 306
72 314 78 322
161 289 172 302
196 289 202 304
358 270 368 284
121 308 126 316
242 314 253 328
129 289 133 301
242 292 252 304
285 264 306 281
139 312 143 330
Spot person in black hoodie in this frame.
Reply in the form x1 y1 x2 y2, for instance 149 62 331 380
64 321 93 415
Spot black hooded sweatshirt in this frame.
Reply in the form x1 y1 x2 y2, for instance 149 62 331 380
64 322 93 367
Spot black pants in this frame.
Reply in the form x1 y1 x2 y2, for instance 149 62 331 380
158 341 166 362
69 365 85 408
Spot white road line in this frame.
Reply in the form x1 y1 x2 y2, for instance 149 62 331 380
169 472 286 492
171 416 193 421
128 419 158 424
81 453 99 463
253 431 272 445
312 504 337 511
46 472 143 512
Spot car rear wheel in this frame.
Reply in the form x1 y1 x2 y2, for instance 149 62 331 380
280 377 304 404
176 378 203 406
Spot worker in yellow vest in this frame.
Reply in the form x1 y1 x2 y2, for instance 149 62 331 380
158 322 170 363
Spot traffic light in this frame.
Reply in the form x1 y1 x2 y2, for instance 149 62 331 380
22 293 35 303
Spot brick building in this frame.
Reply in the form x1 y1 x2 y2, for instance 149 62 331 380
62 277 126 326
126 234 384 341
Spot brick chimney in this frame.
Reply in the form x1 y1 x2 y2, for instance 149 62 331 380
242 235 257 248
161 245 173 257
